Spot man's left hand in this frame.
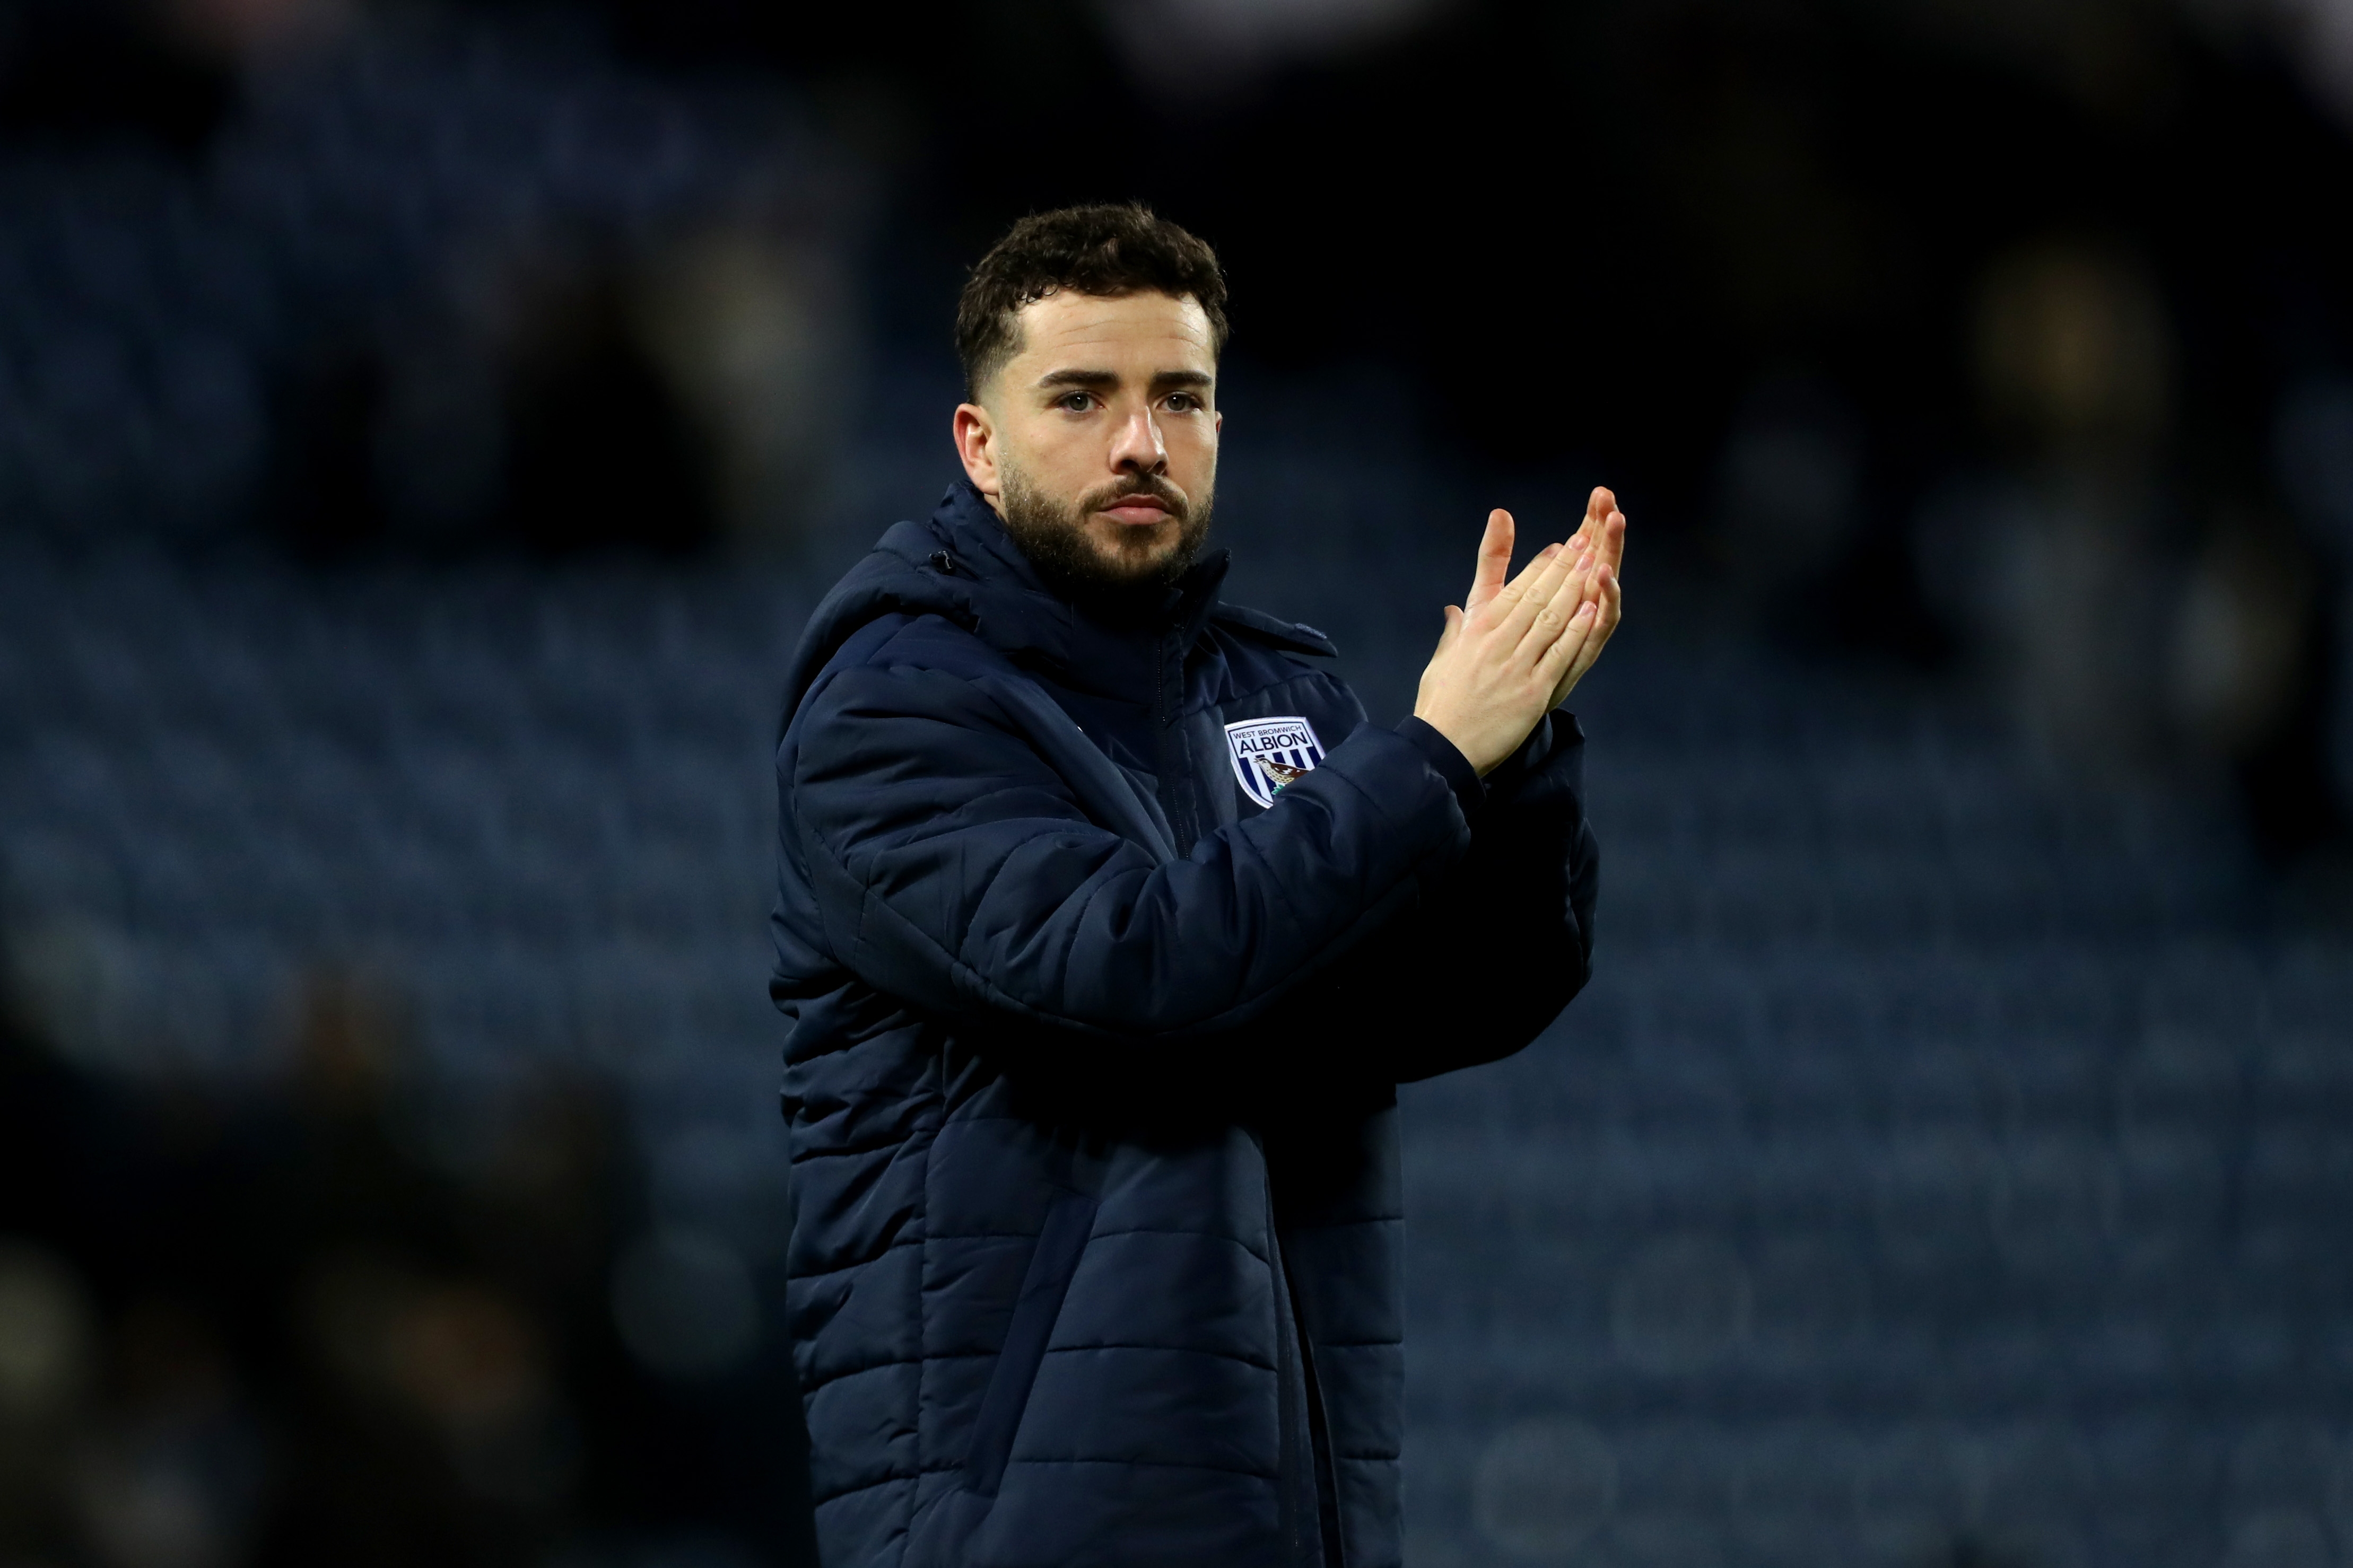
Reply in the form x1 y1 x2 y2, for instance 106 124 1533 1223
1460 487 1625 711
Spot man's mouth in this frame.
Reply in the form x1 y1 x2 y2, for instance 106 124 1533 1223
1095 489 1176 528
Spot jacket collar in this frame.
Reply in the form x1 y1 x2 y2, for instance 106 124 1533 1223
922 479 1231 701
782 478 1231 717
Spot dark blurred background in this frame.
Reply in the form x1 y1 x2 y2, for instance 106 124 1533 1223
3 1 2353 1565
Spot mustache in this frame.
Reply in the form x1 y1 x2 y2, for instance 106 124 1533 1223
1081 475 1189 520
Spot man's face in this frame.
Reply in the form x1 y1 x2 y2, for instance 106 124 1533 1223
953 289 1220 593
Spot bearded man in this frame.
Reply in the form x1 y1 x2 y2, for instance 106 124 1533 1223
769 203 1624 1568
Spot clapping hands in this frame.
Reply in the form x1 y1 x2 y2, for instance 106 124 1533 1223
1410 487 1626 776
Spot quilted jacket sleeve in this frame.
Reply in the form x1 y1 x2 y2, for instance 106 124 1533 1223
1311 710 1599 1083
784 652 1476 1045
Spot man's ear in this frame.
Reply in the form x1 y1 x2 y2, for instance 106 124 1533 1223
953 401 1001 502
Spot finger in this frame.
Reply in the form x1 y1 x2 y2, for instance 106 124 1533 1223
1594 499 1627 580
1542 523 1607 628
1432 603 1467 667
1534 598 1601 689
1562 485 1611 557
1555 567 1620 700
1564 490 1622 584
1480 531 1578 626
1557 536 1614 644
1568 523 1613 615
1490 525 1587 645
1465 510 1514 616
1562 501 1620 612
1511 541 1599 664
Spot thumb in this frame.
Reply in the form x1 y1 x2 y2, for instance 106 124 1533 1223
1436 603 1465 652
1465 510 1513 616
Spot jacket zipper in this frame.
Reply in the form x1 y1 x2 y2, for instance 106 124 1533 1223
1154 626 1197 854
1265 1187 1345 1568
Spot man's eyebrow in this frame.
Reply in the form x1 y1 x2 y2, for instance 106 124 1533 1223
1032 367 1215 393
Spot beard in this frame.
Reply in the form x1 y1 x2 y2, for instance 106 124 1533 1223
998 462 1214 608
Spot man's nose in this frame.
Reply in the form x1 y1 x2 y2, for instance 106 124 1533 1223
1108 407 1167 474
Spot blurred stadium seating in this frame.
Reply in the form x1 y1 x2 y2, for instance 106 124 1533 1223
1 8 2351 1567
0 17 846 553
5 437 2352 1564
1396 641 2353 1565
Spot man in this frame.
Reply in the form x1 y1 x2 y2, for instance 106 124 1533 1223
770 203 1623 1568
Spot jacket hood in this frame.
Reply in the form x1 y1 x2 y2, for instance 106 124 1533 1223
781 478 1244 721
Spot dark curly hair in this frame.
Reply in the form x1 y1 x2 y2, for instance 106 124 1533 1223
955 203 1229 400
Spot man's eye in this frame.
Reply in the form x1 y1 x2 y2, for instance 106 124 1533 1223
1165 393 1198 412
1058 392 1095 412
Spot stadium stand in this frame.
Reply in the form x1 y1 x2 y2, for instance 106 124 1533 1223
0 15 2349 1564
5 448 2351 1566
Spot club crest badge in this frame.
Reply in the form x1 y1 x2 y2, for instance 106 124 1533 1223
1224 715 1326 809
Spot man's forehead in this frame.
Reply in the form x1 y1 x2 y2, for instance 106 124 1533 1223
1009 290 1215 370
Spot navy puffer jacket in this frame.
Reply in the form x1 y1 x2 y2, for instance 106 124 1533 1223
771 480 1599 1568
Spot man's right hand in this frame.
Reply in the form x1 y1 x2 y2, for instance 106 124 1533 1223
1411 492 1624 776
